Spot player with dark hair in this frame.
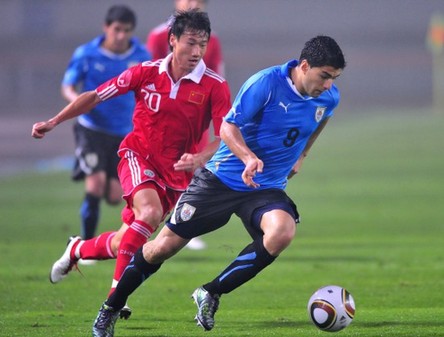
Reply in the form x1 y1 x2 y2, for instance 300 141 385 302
147 0 225 250
147 0 224 75
31 10 231 336
61 5 150 240
104 5 136 26
89 35 346 335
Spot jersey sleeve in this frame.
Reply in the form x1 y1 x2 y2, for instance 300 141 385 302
225 72 270 127
95 64 142 102
210 80 232 137
61 45 86 86
326 85 340 118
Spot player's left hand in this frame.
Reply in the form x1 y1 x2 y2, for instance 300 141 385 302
242 158 263 188
173 153 205 172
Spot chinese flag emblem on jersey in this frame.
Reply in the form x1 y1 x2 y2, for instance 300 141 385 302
188 91 205 104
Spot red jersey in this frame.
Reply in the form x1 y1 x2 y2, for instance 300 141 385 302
95 55 231 190
146 21 224 76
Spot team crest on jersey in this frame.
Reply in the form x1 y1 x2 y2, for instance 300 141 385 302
188 91 205 104
94 62 105 72
180 203 196 221
144 169 155 178
117 69 132 88
315 107 326 122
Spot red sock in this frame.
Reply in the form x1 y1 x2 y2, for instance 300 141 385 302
108 220 154 297
73 231 117 260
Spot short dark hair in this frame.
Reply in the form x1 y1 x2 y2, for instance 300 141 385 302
169 9 211 41
299 35 346 69
105 5 136 29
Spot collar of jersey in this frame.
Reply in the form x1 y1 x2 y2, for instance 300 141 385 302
95 35 137 60
159 53 206 83
283 59 313 101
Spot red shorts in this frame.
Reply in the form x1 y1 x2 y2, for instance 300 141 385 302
118 150 183 225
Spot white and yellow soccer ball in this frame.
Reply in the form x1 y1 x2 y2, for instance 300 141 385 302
307 285 356 332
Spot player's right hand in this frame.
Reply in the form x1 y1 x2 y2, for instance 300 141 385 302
31 121 55 139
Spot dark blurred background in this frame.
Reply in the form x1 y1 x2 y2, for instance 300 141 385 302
1 0 443 175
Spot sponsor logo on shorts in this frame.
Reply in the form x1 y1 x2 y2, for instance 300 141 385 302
85 152 98 169
180 203 196 221
144 169 155 177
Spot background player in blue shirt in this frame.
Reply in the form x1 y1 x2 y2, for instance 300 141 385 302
91 35 346 336
61 5 151 240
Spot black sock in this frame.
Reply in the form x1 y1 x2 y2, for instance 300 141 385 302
203 237 276 296
106 247 162 310
80 193 100 239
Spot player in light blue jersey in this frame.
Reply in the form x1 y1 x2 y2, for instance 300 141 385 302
96 35 346 334
206 58 339 191
61 5 151 240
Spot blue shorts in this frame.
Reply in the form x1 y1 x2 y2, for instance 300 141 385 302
166 168 299 239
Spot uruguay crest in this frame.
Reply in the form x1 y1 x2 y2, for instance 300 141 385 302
315 107 326 122
180 203 196 221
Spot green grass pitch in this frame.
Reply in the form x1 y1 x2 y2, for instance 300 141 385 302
0 110 443 336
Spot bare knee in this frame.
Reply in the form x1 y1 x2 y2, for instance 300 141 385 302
261 212 297 256
265 230 295 256
132 190 164 231
85 172 107 196
134 205 163 230
105 179 123 205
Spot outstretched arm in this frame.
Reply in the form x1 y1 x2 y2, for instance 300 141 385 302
31 91 101 139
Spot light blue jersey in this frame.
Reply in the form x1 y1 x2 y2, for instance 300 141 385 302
62 35 151 136
206 60 340 191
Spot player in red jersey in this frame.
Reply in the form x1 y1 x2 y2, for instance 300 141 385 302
147 0 225 250
31 9 231 322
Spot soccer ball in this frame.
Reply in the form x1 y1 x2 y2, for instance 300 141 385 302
307 285 356 332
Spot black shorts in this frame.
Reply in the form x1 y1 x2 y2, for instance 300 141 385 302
71 122 123 181
166 168 300 240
